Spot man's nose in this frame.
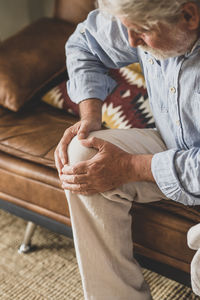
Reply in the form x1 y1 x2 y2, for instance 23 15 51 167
127 30 143 48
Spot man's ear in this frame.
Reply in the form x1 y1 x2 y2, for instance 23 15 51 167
181 2 200 30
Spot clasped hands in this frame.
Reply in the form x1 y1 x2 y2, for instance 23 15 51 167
54 120 134 195
61 137 133 195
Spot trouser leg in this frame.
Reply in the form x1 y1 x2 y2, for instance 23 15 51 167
65 128 167 300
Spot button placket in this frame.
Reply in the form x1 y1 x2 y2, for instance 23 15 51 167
170 85 181 130
148 58 154 65
170 87 176 94
80 27 85 34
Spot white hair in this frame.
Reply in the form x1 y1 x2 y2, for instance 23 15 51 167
98 0 199 27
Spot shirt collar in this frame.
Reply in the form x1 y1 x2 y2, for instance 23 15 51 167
185 37 200 57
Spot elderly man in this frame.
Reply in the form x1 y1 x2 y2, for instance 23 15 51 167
55 0 200 299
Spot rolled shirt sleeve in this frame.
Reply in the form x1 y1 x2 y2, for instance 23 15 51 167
65 9 139 104
152 148 200 206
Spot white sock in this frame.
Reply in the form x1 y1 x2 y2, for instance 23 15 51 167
187 223 200 250
187 223 200 296
191 249 200 296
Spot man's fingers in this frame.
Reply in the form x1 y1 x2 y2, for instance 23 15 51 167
55 121 102 173
59 141 68 166
54 149 64 175
77 122 90 140
58 125 79 165
60 123 92 162
62 161 88 175
81 136 104 150
60 174 87 184
77 129 88 140
61 182 87 191
61 182 97 195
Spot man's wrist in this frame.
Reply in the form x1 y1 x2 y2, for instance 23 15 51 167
79 98 102 123
129 154 155 182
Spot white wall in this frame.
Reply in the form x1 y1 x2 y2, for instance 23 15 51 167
0 0 54 40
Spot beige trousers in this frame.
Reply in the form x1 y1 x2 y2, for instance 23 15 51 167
65 128 168 300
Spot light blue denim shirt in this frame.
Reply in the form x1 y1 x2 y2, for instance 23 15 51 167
65 9 200 206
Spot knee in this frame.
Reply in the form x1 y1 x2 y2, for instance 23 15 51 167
68 135 98 165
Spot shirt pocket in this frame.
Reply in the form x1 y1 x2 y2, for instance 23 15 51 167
193 91 200 113
193 75 200 109
145 70 168 114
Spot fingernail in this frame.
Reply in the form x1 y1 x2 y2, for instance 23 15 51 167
78 133 85 139
62 165 66 171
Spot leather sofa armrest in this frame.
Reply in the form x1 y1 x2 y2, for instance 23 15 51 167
53 0 96 24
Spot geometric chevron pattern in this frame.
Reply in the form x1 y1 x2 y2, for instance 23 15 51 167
42 63 155 129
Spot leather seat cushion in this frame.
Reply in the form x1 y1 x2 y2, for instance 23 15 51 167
0 101 199 220
0 101 78 168
134 200 200 223
0 150 70 224
0 102 74 224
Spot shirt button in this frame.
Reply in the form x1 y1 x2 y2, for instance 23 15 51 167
148 58 154 65
176 120 180 126
170 87 176 93
80 27 85 34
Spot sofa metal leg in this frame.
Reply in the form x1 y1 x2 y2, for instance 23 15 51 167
18 221 37 254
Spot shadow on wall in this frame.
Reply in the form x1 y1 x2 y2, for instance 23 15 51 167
0 0 54 40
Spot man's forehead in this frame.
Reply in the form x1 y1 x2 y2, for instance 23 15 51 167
118 16 154 32
118 16 141 28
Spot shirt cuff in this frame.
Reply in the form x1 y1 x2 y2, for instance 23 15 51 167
67 73 117 104
151 149 195 206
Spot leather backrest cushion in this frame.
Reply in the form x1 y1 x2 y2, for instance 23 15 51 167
54 0 96 24
0 17 75 111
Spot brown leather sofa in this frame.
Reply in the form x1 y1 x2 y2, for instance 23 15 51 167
0 0 199 284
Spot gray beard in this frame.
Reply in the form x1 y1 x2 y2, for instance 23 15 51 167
139 28 198 60
138 45 184 60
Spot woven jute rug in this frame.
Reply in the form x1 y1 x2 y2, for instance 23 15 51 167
0 209 199 300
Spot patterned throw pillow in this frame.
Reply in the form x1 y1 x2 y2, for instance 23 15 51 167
42 63 155 129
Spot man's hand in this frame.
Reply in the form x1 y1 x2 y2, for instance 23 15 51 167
54 119 101 175
60 136 154 195
60 137 131 194
54 99 102 175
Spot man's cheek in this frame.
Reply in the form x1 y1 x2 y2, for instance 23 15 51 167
148 39 162 49
143 36 157 49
